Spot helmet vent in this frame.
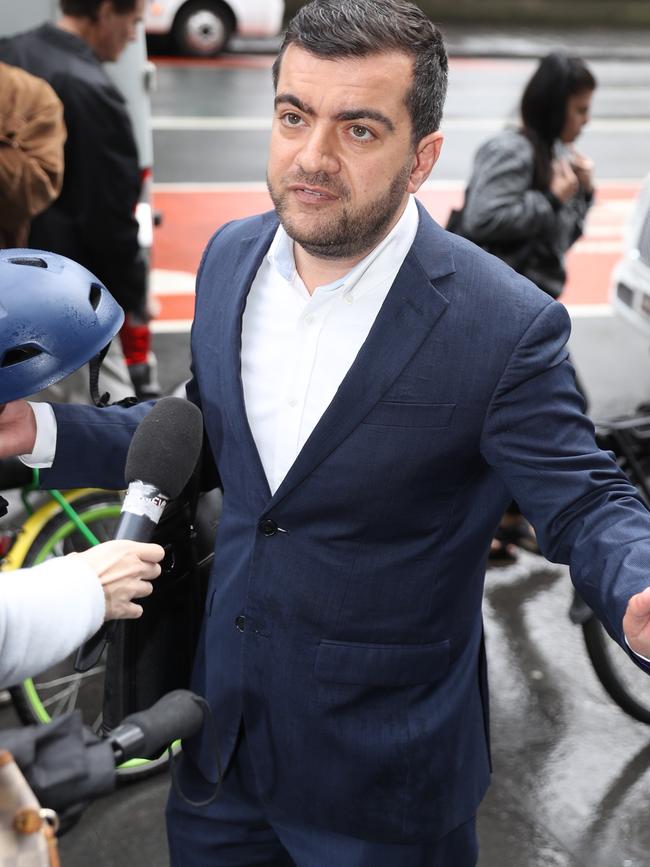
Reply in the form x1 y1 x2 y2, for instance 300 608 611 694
8 257 48 269
1 345 44 367
89 282 102 310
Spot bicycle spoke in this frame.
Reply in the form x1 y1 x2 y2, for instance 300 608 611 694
33 665 105 691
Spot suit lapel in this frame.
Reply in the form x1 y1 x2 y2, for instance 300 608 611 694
269 204 456 508
218 212 279 499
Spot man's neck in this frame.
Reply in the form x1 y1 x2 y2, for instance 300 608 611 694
57 15 93 48
292 200 409 295
293 246 367 296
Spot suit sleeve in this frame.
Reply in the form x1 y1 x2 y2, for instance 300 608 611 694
480 300 650 650
39 400 152 491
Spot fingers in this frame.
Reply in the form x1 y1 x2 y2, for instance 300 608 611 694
550 159 579 201
121 602 144 620
624 587 650 635
130 541 166 563
129 575 156 599
72 540 165 621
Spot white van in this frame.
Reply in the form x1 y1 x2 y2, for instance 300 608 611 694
611 175 650 336
145 0 285 56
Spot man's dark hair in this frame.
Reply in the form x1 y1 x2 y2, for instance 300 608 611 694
60 0 138 17
271 0 448 146
520 52 597 189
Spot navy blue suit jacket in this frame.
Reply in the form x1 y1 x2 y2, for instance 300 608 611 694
44 202 650 843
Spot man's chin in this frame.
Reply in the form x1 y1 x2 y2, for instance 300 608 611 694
279 213 339 249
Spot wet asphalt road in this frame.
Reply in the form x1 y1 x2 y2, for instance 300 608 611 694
5 27 650 867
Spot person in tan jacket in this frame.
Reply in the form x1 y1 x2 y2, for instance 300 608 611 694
0 60 65 248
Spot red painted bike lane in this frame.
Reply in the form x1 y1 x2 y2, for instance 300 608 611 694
150 182 639 324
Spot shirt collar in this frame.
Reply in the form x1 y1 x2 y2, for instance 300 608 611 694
267 195 420 298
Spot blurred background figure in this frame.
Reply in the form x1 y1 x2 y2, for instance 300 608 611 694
449 51 597 563
0 0 160 403
0 60 65 250
452 51 596 300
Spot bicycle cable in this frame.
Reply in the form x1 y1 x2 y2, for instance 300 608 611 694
168 694 223 807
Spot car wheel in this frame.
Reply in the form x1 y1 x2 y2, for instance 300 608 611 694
172 1 233 57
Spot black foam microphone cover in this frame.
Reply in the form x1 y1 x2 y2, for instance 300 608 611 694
125 397 204 497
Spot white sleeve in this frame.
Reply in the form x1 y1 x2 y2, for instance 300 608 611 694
19 402 57 468
0 556 105 688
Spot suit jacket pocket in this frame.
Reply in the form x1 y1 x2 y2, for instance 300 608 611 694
361 401 456 428
315 639 450 686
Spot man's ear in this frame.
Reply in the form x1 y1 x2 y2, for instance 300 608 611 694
408 132 444 194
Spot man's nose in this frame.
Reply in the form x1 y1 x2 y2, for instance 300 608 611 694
296 125 340 176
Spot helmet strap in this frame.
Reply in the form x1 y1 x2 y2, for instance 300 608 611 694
88 344 112 408
88 343 139 409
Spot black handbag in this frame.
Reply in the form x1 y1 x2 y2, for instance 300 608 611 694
445 206 465 235
102 486 220 731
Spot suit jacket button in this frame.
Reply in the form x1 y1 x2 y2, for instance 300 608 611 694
258 518 278 536
235 615 246 632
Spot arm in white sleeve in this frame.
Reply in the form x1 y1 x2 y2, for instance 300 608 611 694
19 401 57 468
0 556 104 688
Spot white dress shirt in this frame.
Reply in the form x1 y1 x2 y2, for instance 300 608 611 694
241 195 419 494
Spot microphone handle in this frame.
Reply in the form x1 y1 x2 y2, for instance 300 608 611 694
74 488 168 673
114 511 158 542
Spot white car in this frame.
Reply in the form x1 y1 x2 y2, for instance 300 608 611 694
611 175 650 335
145 0 285 56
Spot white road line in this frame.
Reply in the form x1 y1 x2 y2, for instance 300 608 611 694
566 304 613 317
151 116 650 133
151 269 196 294
153 180 270 192
152 178 643 193
151 319 192 333
573 241 623 253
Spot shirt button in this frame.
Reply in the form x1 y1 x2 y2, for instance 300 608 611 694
304 314 315 325
235 615 246 632
258 518 278 536
345 295 354 305
288 397 298 407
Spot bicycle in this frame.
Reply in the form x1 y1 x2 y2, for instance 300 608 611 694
0 458 171 780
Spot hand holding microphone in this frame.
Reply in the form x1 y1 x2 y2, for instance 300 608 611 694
70 539 165 620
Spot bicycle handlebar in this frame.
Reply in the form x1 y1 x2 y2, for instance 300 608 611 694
108 689 205 763
1 690 205 819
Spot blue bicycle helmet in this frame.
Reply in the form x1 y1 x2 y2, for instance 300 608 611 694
0 249 124 402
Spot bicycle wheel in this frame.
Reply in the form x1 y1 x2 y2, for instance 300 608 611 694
582 615 650 724
7 492 174 781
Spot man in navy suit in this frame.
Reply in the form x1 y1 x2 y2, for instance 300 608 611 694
3 1 650 864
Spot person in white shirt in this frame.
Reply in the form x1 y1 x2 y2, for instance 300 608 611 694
0 248 163 689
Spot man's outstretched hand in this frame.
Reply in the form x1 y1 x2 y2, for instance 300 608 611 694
0 400 37 458
623 587 650 659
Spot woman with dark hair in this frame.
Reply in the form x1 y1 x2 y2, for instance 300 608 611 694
453 52 597 561
456 51 596 298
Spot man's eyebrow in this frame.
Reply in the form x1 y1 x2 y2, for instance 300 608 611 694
274 93 314 115
335 109 395 133
274 94 395 133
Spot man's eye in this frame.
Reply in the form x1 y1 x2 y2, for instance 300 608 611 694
282 113 303 126
350 125 373 141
